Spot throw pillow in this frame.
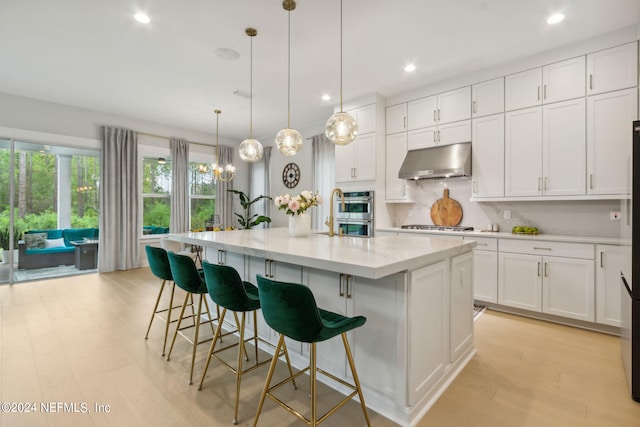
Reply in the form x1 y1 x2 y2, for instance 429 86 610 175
45 238 66 248
24 232 47 249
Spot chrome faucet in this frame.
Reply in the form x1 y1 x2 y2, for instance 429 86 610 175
325 188 345 237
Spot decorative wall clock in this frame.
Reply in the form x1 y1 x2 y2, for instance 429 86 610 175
282 162 300 188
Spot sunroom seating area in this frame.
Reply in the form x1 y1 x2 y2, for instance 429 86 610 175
18 228 98 270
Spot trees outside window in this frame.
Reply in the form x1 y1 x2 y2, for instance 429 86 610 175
142 157 171 228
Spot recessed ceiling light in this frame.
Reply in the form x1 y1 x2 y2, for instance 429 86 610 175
215 48 240 61
404 64 416 72
134 12 151 24
546 13 565 24
322 94 331 101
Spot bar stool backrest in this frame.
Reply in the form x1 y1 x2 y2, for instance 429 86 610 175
256 275 324 343
146 245 173 281
202 260 253 312
167 251 207 294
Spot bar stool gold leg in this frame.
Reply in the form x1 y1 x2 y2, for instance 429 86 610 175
145 279 167 340
252 335 284 427
161 282 176 357
233 312 247 425
198 308 227 391
166 293 191 361
189 294 204 385
310 342 317 427
343 333 371 427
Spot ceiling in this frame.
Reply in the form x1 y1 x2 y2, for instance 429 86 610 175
0 0 638 142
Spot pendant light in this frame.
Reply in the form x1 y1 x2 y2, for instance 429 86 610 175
238 27 264 162
325 0 358 146
211 109 235 183
275 0 303 156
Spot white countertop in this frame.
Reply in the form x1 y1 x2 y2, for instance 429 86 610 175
168 227 476 279
377 227 629 246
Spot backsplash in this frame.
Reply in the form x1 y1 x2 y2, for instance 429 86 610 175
392 177 623 238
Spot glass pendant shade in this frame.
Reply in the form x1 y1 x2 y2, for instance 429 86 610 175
275 128 303 156
239 138 264 162
325 111 358 146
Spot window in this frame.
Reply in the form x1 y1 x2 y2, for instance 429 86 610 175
189 162 216 230
142 157 171 232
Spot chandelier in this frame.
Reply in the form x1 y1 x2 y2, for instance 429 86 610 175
212 109 235 182
238 27 264 162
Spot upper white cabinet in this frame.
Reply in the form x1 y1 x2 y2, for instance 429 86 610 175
472 113 504 198
587 42 638 96
472 77 504 118
336 104 377 184
505 107 543 196
407 96 437 130
386 103 407 135
353 103 376 134
505 57 586 111
408 86 471 130
587 87 638 195
385 132 411 201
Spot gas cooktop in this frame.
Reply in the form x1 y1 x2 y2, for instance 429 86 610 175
401 224 474 232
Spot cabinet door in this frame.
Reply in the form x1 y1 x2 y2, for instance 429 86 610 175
587 88 638 195
505 107 543 196
542 98 586 196
385 132 409 201
505 67 542 111
437 120 472 146
472 114 504 198
408 126 437 150
353 133 376 181
335 142 355 183
386 103 407 134
587 42 638 96
450 252 473 362
472 77 504 118
438 86 471 124
408 96 438 130
542 56 586 103
542 256 594 322
596 244 630 327
498 252 542 311
472 249 498 303
354 104 376 134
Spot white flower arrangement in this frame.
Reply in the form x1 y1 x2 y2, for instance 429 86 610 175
274 190 322 216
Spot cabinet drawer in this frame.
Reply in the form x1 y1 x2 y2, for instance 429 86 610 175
498 239 593 259
464 236 497 251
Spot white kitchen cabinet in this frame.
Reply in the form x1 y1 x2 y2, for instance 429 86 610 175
408 121 471 150
407 126 436 150
385 132 411 201
505 67 542 111
587 88 638 195
464 236 498 303
472 77 504 118
450 252 473 362
587 42 638 96
498 239 595 321
542 56 586 104
472 113 504 198
386 103 407 134
542 98 586 196
351 104 376 135
408 86 471 130
596 244 631 327
335 133 376 183
505 106 543 196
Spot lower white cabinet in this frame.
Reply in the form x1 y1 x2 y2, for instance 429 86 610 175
596 244 631 327
464 236 498 303
498 239 595 322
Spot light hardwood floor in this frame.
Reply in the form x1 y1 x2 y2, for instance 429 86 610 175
1 268 639 427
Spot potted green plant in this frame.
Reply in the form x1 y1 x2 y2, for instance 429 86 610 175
228 190 272 230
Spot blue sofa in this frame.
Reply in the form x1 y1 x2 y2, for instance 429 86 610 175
18 228 98 270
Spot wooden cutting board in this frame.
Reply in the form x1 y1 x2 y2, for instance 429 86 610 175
430 189 463 226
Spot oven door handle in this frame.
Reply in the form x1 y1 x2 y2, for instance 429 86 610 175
621 273 632 298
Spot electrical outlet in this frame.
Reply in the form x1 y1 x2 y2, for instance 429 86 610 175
610 211 621 221
503 209 511 220
408 208 413 217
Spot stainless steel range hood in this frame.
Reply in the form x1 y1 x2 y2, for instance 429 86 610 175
398 141 471 180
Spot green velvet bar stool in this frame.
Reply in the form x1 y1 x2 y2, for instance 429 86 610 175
198 261 296 425
253 275 371 427
144 245 182 356
166 251 221 385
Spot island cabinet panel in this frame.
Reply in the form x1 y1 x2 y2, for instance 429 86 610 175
408 260 448 406
304 268 407 405
450 252 474 362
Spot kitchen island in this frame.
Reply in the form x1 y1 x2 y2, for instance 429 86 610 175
168 228 476 426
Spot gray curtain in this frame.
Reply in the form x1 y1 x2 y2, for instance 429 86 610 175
99 126 140 272
216 145 234 227
311 134 335 230
170 138 190 233
249 146 272 228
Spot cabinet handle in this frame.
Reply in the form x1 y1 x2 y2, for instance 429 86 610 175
537 262 541 276
437 130 441 142
589 174 593 189
437 109 441 121
537 86 541 101
433 132 436 143
346 275 353 299
472 100 477 114
404 116 407 129
476 243 488 247
600 251 604 268
533 247 552 251
339 273 345 297
544 177 548 191
472 180 477 193
543 84 547 100
218 249 225 265
434 110 437 122
538 177 542 191
544 262 548 277
589 74 593 90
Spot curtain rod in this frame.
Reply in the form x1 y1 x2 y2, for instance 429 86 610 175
137 131 212 148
